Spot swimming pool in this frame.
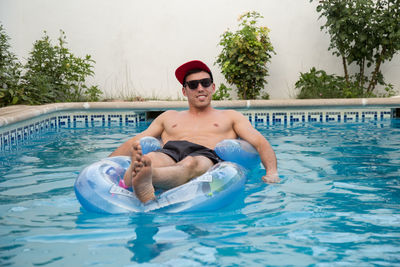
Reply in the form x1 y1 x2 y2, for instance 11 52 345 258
0 106 400 266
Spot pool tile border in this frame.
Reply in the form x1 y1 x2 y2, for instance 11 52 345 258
244 109 392 124
0 110 146 151
0 107 393 152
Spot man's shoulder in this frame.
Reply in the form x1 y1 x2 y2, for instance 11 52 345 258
151 110 180 125
163 110 180 115
217 109 249 124
159 110 181 118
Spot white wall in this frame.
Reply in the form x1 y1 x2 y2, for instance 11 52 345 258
1 0 399 99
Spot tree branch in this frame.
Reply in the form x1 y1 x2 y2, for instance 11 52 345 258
367 46 386 93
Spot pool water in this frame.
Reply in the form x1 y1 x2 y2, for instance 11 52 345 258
0 119 399 266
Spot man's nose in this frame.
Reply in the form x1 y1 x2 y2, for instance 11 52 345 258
196 84 205 90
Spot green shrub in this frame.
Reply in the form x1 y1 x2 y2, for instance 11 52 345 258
0 24 23 107
296 68 362 99
21 30 101 104
296 67 396 99
212 83 232 100
216 11 275 100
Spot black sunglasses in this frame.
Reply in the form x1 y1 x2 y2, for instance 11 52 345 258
185 78 213 90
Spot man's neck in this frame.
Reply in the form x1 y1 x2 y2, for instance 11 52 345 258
187 104 214 115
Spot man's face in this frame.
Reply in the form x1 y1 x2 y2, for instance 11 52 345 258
182 71 215 108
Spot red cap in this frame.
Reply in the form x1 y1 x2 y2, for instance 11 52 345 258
175 60 213 85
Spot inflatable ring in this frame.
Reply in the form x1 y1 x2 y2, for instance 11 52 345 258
74 137 261 214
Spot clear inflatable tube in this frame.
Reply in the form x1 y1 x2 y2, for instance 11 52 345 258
74 137 260 214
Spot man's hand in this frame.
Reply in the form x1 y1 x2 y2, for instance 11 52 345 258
262 172 280 183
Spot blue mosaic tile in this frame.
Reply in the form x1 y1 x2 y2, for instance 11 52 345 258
58 115 71 128
23 126 30 139
255 113 269 124
289 112 306 123
326 112 341 122
29 123 35 135
344 111 359 122
139 113 146 122
91 114 106 127
10 129 17 145
272 112 288 124
308 112 323 122
50 117 57 129
362 111 378 121
108 114 123 126
34 122 40 133
44 118 52 130
125 113 146 125
16 127 23 143
73 115 89 128
381 111 391 119
3 131 9 146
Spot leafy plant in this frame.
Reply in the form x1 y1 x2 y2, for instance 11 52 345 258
216 11 275 100
212 83 232 100
310 0 400 96
21 30 101 104
296 67 360 99
295 67 397 99
0 24 23 107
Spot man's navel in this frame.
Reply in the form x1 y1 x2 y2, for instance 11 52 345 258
213 123 219 127
172 124 177 128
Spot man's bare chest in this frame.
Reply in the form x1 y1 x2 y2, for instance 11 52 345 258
163 116 232 136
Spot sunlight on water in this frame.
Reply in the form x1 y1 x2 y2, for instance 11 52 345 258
0 120 399 266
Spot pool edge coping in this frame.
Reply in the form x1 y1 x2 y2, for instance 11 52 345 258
1 98 400 128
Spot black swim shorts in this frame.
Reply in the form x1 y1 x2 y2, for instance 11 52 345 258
156 140 222 164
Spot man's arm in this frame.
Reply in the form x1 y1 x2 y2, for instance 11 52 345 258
109 112 166 157
231 110 279 183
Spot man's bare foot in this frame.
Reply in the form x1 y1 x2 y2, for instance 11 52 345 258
132 154 155 203
123 141 142 187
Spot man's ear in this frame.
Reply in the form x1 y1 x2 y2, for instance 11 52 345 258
182 86 187 97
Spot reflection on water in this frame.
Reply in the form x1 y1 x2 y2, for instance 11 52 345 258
127 214 168 263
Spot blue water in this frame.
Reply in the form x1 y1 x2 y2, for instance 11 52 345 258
1 119 399 266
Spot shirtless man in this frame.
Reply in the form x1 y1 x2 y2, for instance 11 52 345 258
109 60 278 203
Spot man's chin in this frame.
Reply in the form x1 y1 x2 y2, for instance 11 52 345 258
192 99 211 108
